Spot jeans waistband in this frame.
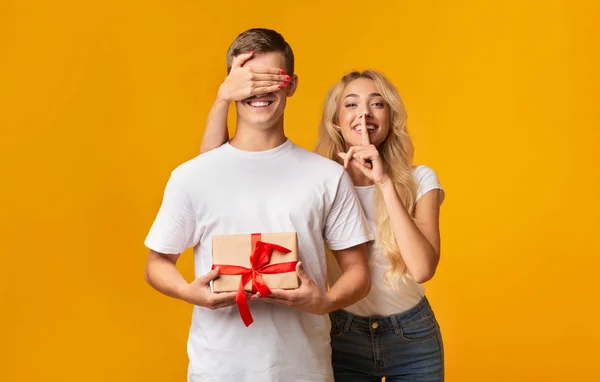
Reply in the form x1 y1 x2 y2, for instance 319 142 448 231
329 296 434 334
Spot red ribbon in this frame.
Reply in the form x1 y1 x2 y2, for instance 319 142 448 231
212 233 298 327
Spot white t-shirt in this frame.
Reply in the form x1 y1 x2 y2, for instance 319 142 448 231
327 165 444 317
144 139 373 382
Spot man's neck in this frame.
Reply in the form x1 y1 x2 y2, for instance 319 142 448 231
229 120 287 152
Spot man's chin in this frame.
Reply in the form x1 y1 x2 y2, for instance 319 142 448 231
240 114 280 128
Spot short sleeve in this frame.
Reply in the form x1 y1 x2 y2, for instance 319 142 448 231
414 165 445 204
144 174 198 254
324 171 374 250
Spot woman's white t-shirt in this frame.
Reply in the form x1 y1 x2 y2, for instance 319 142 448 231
327 164 445 317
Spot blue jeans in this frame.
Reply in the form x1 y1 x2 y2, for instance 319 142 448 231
329 297 444 381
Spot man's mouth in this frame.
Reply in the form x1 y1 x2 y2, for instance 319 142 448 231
246 100 274 108
243 94 275 108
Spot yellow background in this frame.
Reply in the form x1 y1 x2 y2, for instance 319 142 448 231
1 1 598 381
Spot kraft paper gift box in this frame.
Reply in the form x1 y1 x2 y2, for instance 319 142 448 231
212 232 299 293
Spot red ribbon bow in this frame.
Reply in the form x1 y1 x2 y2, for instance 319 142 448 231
212 233 298 327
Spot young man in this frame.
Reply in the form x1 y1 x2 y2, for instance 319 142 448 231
144 28 373 382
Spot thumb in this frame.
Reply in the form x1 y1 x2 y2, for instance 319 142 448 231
198 266 221 284
296 261 310 283
232 51 254 69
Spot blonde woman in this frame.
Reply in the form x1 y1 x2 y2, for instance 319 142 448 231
201 63 445 381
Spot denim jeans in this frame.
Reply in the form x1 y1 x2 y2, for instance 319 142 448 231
329 297 444 381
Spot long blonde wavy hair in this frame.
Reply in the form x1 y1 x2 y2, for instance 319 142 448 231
315 70 418 287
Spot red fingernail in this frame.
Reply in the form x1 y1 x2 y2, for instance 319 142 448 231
281 70 286 74
283 81 289 85
285 76 291 81
278 85 282 89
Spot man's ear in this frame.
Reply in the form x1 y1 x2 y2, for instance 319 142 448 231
286 74 299 97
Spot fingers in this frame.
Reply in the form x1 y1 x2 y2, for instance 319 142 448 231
231 51 255 68
246 74 290 96
348 156 370 171
343 147 356 169
248 84 290 98
361 112 371 145
206 291 238 310
338 151 369 169
249 72 291 82
249 292 262 301
345 147 371 169
198 267 221 284
254 85 286 96
209 299 237 310
262 291 295 306
265 288 293 300
247 74 290 93
250 80 287 89
261 296 291 306
250 67 289 76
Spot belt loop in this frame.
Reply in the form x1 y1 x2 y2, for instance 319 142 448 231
343 311 353 332
390 314 402 335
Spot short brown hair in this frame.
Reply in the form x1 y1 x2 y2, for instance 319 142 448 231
226 28 294 74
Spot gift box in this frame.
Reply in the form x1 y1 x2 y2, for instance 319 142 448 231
211 232 299 326
212 232 299 292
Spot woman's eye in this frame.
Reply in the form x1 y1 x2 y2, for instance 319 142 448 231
345 103 357 108
371 102 385 107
